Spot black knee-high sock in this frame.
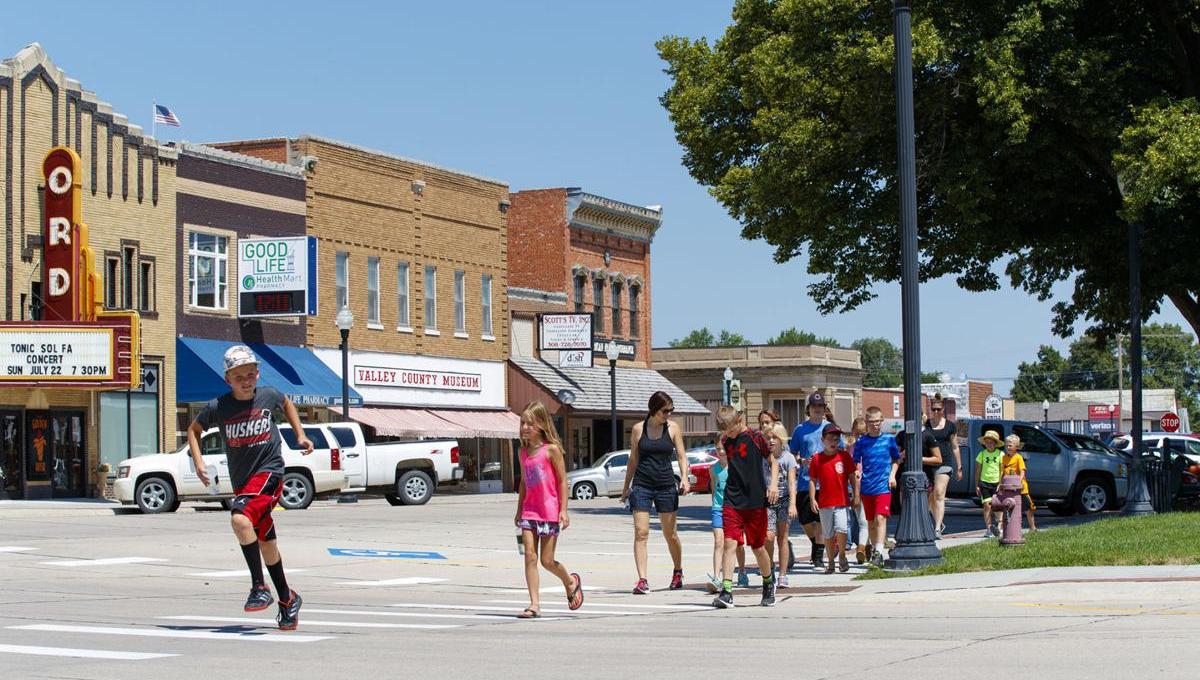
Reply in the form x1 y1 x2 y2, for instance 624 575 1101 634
266 559 290 600
241 542 264 587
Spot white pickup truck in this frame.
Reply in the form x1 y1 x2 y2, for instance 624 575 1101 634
114 423 349 514
323 422 463 505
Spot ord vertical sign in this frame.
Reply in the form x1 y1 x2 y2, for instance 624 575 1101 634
0 147 140 389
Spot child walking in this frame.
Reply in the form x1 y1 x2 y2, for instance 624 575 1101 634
515 401 583 618
707 442 729 593
809 425 859 574
187 345 311 630
844 416 870 564
763 423 797 587
853 407 900 567
975 430 1004 537
1001 434 1038 532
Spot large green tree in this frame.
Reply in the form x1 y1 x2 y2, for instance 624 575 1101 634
668 327 749 347
657 0 1200 342
767 327 842 347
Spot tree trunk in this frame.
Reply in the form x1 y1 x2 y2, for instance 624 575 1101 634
1168 289 1200 339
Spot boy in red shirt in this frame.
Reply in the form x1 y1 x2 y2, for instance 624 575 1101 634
808 426 859 574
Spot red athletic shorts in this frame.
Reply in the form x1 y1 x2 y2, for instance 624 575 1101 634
231 472 283 542
722 505 768 549
862 493 893 521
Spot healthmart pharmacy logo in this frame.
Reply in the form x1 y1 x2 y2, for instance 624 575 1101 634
242 275 256 290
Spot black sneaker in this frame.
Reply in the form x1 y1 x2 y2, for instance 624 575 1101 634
243 585 273 613
760 577 777 607
713 589 734 609
276 589 302 631
812 544 825 569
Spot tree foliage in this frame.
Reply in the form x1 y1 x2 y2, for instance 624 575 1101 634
668 327 749 347
657 0 1200 341
767 327 842 347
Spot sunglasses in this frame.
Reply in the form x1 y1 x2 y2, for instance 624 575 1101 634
661 408 674 415
866 419 884 425
931 407 943 412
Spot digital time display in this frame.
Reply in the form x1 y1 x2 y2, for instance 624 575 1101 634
239 291 305 317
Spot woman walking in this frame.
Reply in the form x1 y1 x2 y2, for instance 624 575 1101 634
515 401 583 618
925 394 961 540
620 391 691 593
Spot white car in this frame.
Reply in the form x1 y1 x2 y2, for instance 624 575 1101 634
566 450 695 500
114 423 349 514
1110 433 1200 464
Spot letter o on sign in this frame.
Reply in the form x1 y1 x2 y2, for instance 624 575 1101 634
48 166 72 195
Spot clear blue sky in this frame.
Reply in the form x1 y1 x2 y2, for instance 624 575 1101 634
6 1 1190 396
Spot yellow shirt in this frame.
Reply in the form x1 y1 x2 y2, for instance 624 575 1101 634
1001 452 1029 494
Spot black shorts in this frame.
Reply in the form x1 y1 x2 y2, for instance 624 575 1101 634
629 485 679 514
797 499 820 526
978 481 998 500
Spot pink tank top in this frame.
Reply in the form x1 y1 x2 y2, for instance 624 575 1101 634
520 443 561 522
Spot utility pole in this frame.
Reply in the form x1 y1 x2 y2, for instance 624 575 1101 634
1117 333 1124 432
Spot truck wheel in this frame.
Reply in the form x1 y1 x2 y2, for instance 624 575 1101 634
1073 476 1110 514
573 482 597 500
279 472 314 510
397 470 434 505
1047 502 1075 517
135 476 176 514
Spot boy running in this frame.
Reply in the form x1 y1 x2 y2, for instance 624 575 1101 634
188 345 312 630
809 425 859 573
975 430 1003 537
713 406 779 609
852 407 900 567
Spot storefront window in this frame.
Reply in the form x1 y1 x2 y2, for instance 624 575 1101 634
1 411 21 499
100 392 160 469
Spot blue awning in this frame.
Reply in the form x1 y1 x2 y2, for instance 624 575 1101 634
176 337 363 407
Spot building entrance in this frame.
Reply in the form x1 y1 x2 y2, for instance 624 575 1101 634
21 410 87 499
1 411 22 499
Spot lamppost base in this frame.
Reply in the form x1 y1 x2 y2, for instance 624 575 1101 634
1121 463 1156 517
884 471 943 571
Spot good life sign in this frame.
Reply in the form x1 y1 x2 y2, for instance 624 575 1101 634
237 236 317 317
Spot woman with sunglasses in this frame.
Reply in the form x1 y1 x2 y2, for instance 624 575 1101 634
620 391 691 593
924 393 961 539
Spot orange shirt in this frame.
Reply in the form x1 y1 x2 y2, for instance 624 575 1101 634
1001 452 1029 494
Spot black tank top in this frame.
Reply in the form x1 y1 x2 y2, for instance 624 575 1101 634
634 418 677 489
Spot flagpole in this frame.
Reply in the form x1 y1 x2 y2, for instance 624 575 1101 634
151 99 156 139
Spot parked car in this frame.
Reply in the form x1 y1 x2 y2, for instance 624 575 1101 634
324 424 463 505
566 450 695 500
951 419 1129 516
114 423 349 514
686 446 718 493
1109 432 1200 464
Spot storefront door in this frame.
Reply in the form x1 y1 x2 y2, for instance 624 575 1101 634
24 410 87 499
0 410 22 499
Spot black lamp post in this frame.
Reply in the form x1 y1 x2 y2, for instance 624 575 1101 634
336 306 354 422
1121 210 1153 516
607 341 620 452
885 0 942 570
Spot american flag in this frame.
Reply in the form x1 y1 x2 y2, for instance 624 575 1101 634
154 104 181 127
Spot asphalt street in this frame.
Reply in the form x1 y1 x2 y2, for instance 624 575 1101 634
0 493 1193 679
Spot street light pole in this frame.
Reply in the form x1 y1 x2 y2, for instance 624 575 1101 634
336 307 354 422
1123 217 1153 515
885 0 941 570
607 341 620 452
723 366 733 405
1042 399 1050 428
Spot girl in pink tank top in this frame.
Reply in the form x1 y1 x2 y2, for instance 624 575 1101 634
515 401 583 618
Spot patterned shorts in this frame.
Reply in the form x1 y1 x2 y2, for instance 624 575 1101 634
518 519 561 537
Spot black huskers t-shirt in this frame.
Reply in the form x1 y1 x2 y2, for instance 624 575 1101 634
723 429 771 510
196 386 286 489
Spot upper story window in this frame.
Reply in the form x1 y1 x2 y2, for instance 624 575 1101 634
188 232 228 310
424 265 438 332
335 251 349 311
611 281 623 336
482 274 494 338
454 270 467 335
629 285 640 338
593 277 605 334
574 274 586 314
139 260 154 312
105 256 120 309
397 262 410 329
122 246 136 309
367 256 380 325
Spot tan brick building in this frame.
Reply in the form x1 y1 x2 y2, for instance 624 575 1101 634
212 136 516 490
0 44 177 499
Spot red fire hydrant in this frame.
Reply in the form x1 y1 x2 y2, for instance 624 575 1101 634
991 474 1025 546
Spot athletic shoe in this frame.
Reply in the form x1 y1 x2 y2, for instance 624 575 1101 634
838 551 850 573
864 544 874 562
935 528 944 540
632 578 650 595
778 574 789 588
736 571 750 588
713 589 734 608
870 551 884 568
276 590 302 631
856 545 867 564
983 527 995 538
760 578 776 607
669 569 684 590
243 585 273 612
813 544 826 569
705 574 721 594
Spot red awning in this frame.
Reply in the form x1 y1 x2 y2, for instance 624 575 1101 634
349 407 518 439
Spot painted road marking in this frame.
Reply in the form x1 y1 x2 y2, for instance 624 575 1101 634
488 585 609 593
158 616 459 630
9 624 332 643
328 548 446 560
39 557 168 567
0 643 177 660
188 569 309 578
388 602 629 616
0 547 36 553
342 577 447 586
304 607 567 622
484 599 709 611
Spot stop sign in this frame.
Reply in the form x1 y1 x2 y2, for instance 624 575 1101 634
1161 412 1180 432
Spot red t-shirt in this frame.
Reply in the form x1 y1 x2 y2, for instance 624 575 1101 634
810 451 854 508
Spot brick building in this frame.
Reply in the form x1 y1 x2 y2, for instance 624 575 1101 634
505 188 707 468
0 44 177 499
212 136 517 490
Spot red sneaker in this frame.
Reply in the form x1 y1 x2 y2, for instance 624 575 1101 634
668 569 684 590
632 578 650 595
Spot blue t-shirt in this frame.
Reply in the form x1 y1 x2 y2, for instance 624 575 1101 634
711 461 729 510
789 420 827 489
853 433 901 496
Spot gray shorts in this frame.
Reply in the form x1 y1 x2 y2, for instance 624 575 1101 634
819 506 849 541
934 465 953 476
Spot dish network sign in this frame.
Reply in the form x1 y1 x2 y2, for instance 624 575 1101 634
354 366 483 392
0 147 140 389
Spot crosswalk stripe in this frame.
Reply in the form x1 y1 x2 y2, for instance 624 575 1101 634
39 557 168 567
0 643 177 660
488 585 608 593
388 602 629 616
0 547 36 553
304 607 567 622
187 569 309 578
484 599 710 611
157 616 458 630
9 624 332 643
341 577 447 586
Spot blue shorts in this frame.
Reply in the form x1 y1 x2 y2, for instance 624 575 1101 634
629 485 679 514
711 507 723 529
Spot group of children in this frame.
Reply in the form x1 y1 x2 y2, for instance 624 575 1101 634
974 429 1037 535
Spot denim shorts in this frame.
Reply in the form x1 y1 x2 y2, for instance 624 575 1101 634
629 485 679 514
711 507 723 529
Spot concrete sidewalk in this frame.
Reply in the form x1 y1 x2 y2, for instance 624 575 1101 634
851 564 1200 595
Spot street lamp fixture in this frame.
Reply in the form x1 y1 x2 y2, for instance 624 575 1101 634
723 366 733 404
335 306 354 422
607 341 620 453
1042 399 1050 427
1108 403 1117 433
